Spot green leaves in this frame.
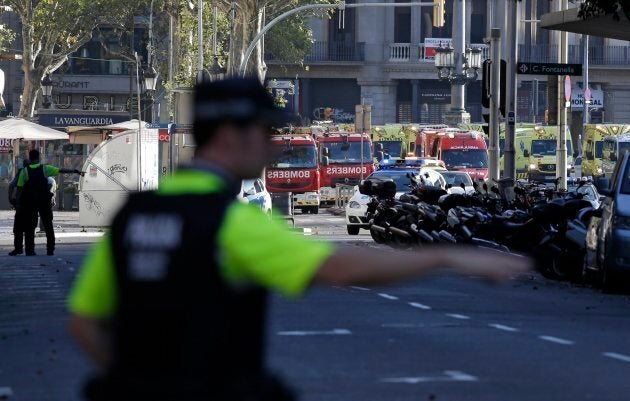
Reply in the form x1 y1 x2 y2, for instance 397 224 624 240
579 0 630 21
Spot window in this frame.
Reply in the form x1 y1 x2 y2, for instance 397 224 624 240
622 156 630 194
254 179 264 193
441 149 488 169
270 144 318 168
325 141 373 164
242 180 256 195
394 1 411 43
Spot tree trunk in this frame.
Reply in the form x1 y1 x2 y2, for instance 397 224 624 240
18 69 42 118
232 3 266 80
255 5 267 82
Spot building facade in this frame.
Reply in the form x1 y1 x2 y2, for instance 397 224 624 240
265 0 630 130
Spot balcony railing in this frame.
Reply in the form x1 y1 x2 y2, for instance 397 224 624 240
265 41 365 63
389 43 489 63
389 43 411 62
519 43 630 66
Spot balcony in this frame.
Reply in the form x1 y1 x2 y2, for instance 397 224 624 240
389 43 411 62
265 41 365 63
519 43 630 66
388 43 490 63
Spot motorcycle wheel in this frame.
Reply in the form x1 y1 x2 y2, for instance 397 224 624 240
391 232 413 249
550 256 570 281
535 254 558 280
370 228 385 244
601 266 622 294
581 253 599 286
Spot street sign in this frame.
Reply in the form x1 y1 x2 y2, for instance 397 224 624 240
508 111 515 126
564 76 571 102
584 87 592 102
516 62 582 76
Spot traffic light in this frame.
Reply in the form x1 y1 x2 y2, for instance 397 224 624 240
433 0 445 28
481 60 491 109
480 59 507 118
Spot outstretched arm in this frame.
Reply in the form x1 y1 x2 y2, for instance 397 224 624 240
59 168 84 176
313 246 531 286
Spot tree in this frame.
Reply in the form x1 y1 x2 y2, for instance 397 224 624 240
226 1 337 81
5 0 144 118
161 0 335 88
579 0 630 21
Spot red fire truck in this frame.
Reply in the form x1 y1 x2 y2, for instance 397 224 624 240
266 132 321 213
427 130 489 180
316 132 374 206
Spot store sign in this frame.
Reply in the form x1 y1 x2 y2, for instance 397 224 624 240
571 87 604 110
423 38 452 60
423 39 487 61
52 80 90 89
420 89 451 104
266 79 297 114
0 138 14 153
51 75 134 93
39 113 130 128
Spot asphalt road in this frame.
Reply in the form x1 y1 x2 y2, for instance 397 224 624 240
2 211 630 401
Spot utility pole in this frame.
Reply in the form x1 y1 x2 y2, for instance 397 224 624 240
582 34 590 156
556 0 569 190
195 0 209 83
504 0 519 180
444 0 470 125
488 28 501 182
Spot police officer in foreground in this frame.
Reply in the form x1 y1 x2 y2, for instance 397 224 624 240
67 78 532 401
16 149 83 256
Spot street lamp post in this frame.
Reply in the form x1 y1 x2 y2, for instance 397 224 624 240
434 0 481 125
41 74 53 109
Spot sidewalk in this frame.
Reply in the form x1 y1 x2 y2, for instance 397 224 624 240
0 210 104 248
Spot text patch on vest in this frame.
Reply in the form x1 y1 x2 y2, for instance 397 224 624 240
123 214 183 281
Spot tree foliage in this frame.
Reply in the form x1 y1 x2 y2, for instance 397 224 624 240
579 0 630 21
162 0 335 87
5 0 144 117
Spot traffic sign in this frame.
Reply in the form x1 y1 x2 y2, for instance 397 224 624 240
508 111 515 126
564 76 571 102
584 87 592 102
516 62 582 76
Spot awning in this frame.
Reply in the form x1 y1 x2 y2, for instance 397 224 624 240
541 7 630 40
0 118 68 140
66 120 147 145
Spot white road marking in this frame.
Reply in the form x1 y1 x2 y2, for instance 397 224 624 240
538 335 575 345
302 228 312 236
0 387 13 397
409 302 432 310
603 352 630 363
55 232 104 238
277 329 352 336
380 370 478 384
381 323 426 328
378 293 399 301
446 313 470 320
350 286 371 291
488 323 519 332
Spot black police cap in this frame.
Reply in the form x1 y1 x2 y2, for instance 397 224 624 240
194 77 291 128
